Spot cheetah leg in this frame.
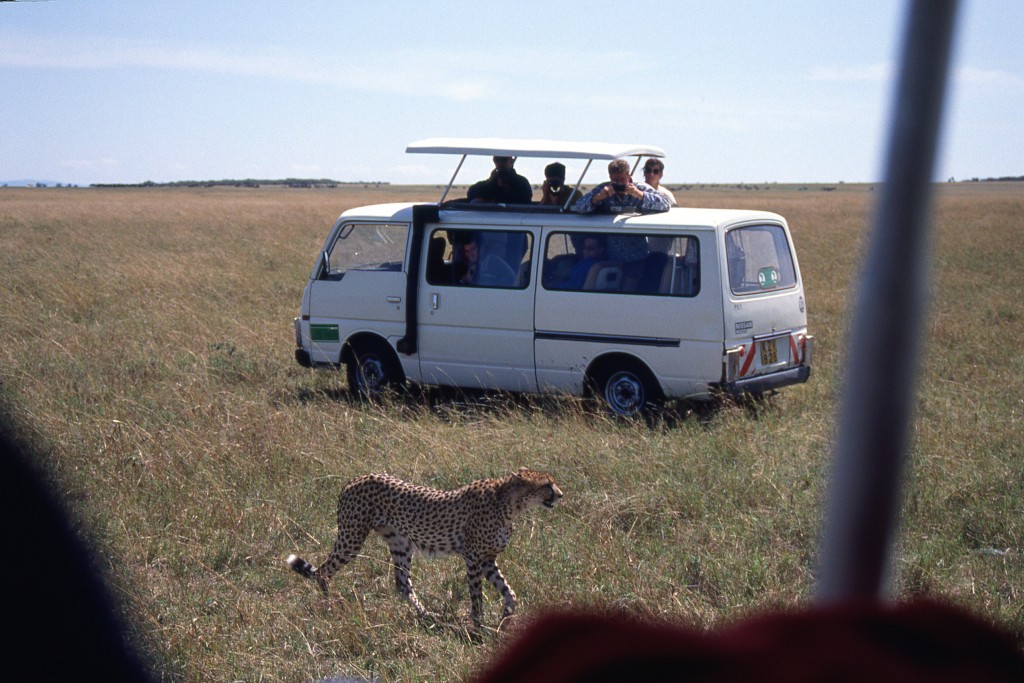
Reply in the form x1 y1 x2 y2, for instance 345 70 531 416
383 532 427 617
465 557 486 627
312 521 368 594
482 558 517 619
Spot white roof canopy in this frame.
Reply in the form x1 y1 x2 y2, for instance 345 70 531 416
406 137 665 160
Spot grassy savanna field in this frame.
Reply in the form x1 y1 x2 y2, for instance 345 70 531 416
1 182 1021 681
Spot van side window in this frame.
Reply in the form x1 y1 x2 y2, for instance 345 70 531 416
542 232 700 297
321 223 409 280
725 224 797 295
425 228 533 289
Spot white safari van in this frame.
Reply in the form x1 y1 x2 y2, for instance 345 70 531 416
294 139 812 415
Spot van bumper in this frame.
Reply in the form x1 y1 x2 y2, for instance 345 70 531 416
722 365 811 396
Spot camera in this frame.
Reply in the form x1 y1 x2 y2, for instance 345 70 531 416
611 182 627 192
548 183 563 194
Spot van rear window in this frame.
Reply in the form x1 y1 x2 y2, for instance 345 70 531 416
725 224 797 295
542 232 700 297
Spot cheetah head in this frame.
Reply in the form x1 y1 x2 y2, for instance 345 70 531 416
514 468 564 510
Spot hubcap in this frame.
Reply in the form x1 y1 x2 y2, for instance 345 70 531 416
605 371 644 416
359 356 386 391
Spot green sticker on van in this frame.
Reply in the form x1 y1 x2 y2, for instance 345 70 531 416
758 267 780 289
310 324 340 342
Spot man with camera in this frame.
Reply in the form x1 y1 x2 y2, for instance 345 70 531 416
540 162 583 209
572 158 670 213
467 155 533 204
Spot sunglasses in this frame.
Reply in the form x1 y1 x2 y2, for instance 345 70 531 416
643 168 662 175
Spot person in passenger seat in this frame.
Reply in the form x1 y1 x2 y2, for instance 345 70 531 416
456 239 481 285
554 235 606 290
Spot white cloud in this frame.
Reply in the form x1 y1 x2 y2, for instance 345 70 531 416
0 34 534 103
809 63 893 83
809 63 1024 96
0 33 646 105
954 66 1024 93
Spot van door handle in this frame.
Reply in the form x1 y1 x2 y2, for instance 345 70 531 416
431 293 439 310
386 296 401 304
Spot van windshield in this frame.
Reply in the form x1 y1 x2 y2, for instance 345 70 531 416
725 224 797 295
322 223 409 279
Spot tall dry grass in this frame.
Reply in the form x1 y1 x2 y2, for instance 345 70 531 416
0 183 1020 681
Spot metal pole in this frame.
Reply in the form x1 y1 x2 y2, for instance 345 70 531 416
440 154 467 204
816 0 959 603
565 160 593 211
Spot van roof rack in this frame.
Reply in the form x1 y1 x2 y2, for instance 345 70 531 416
406 138 665 160
406 137 666 206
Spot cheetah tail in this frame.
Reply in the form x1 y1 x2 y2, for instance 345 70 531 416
286 554 316 579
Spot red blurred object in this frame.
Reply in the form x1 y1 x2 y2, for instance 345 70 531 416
475 602 1024 683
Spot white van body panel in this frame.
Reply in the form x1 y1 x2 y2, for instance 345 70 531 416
533 225 725 400
306 270 407 364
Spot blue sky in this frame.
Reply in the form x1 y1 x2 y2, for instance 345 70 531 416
2 1 1022 186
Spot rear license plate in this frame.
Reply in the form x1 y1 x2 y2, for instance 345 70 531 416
759 339 778 365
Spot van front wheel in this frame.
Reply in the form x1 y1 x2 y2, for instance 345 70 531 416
346 340 400 398
601 368 654 417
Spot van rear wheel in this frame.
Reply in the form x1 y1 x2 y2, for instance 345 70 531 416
601 367 656 417
346 340 400 398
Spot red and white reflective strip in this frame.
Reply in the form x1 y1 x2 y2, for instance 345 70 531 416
796 333 811 364
737 341 757 378
736 333 806 379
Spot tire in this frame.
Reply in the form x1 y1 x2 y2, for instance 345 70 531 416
601 367 656 417
346 340 399 398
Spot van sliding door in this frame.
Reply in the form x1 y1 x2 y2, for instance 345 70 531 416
416 224 540 392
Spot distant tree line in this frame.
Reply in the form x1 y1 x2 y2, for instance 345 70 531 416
951 175 1024 183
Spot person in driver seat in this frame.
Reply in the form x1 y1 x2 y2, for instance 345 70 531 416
455 237 481 285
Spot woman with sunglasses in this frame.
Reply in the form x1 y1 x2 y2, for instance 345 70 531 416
642 159 677 207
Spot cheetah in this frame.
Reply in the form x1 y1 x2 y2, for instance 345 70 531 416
287 468 562 626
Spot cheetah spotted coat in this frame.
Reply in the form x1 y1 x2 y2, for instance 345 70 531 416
287 468 562 626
